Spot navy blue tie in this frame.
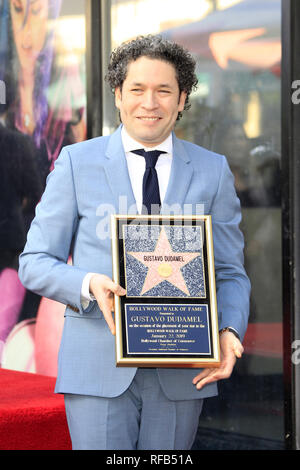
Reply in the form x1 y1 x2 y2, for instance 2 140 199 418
132 149 166 215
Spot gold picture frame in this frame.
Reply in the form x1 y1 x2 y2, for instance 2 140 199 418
111 215 220 368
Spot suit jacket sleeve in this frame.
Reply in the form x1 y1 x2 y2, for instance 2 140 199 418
211 155 251 341
18 147 89 314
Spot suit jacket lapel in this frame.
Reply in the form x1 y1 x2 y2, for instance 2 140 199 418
104 127 193 216
104 126 138 214
161 133 193 215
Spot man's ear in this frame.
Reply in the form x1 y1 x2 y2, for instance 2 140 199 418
178 91 187 112
115 87 122 109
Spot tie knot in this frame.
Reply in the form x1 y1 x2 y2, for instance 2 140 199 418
132 149 165 168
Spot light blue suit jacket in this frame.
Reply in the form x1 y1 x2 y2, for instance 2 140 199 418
19 125 250 400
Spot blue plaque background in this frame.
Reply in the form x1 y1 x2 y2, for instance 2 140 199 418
125 303 211 356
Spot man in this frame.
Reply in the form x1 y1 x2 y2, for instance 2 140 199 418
19 35 250 450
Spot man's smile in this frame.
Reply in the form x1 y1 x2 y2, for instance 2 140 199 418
137 116 162 121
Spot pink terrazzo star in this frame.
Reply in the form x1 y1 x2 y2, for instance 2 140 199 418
127 227 199 295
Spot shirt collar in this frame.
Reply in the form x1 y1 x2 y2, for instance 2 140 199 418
121 125 172 155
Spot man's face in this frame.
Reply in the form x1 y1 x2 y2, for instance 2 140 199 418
115 56 186 147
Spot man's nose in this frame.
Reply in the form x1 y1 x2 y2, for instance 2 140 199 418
142 91 158 109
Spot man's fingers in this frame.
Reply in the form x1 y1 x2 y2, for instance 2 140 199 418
101 305 116 335
90 274 126 297
98 287 122 334
104 278 126 297
192 333 244 390
194 369 227 390
234 342 244 358
90 274 126 335
101 281 126 334
192 369 210 385
234 346 243 358
193 369 219 390
193 360 235 389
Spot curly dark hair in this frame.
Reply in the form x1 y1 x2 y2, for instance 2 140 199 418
105 35 198 120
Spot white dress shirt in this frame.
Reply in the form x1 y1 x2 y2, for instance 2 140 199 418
80 127 173 307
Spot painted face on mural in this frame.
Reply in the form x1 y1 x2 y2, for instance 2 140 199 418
10 0 49 72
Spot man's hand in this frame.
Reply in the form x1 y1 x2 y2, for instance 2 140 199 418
192 331 244 390
89 274 126 335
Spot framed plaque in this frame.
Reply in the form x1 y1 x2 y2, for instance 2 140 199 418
111 215 220 368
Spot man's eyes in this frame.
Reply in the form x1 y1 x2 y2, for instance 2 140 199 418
130 89 171 94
